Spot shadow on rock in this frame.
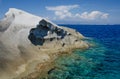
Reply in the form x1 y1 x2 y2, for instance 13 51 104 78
28 19 67 46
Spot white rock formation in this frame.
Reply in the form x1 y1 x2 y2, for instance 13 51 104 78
0 8 89 79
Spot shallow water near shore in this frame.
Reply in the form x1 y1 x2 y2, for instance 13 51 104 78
46 25 120 79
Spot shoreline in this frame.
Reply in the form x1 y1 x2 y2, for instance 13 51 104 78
15 41 89 79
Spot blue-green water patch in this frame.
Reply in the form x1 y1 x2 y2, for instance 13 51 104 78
47 40 107 79
46 25 120 79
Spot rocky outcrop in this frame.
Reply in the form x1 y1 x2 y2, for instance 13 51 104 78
28 19 67 45
0 8 89 79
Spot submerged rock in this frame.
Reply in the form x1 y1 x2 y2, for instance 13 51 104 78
0 8 89 79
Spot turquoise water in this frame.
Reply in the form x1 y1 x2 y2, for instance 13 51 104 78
47 25 120 79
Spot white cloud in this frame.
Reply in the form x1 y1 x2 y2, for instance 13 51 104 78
79 11 109 20
46 5 109 21
46 5 79 11
101 13 109 19
46 5 79 19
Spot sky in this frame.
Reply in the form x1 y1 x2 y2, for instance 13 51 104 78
0 0 120 24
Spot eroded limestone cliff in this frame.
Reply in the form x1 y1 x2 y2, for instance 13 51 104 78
0 8 89 79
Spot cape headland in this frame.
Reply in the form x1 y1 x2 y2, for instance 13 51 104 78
0 8 89 79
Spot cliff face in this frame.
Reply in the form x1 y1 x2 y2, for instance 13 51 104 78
0 8 89 79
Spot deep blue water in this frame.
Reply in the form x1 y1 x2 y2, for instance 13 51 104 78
47 25 120 79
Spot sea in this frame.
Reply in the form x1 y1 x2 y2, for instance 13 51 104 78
47 25 120 79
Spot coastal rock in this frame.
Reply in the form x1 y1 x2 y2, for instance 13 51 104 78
0 8 89 79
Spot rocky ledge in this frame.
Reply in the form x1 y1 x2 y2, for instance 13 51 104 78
0 8 89 79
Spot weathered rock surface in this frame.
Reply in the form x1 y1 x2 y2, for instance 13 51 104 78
0 8 89 79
